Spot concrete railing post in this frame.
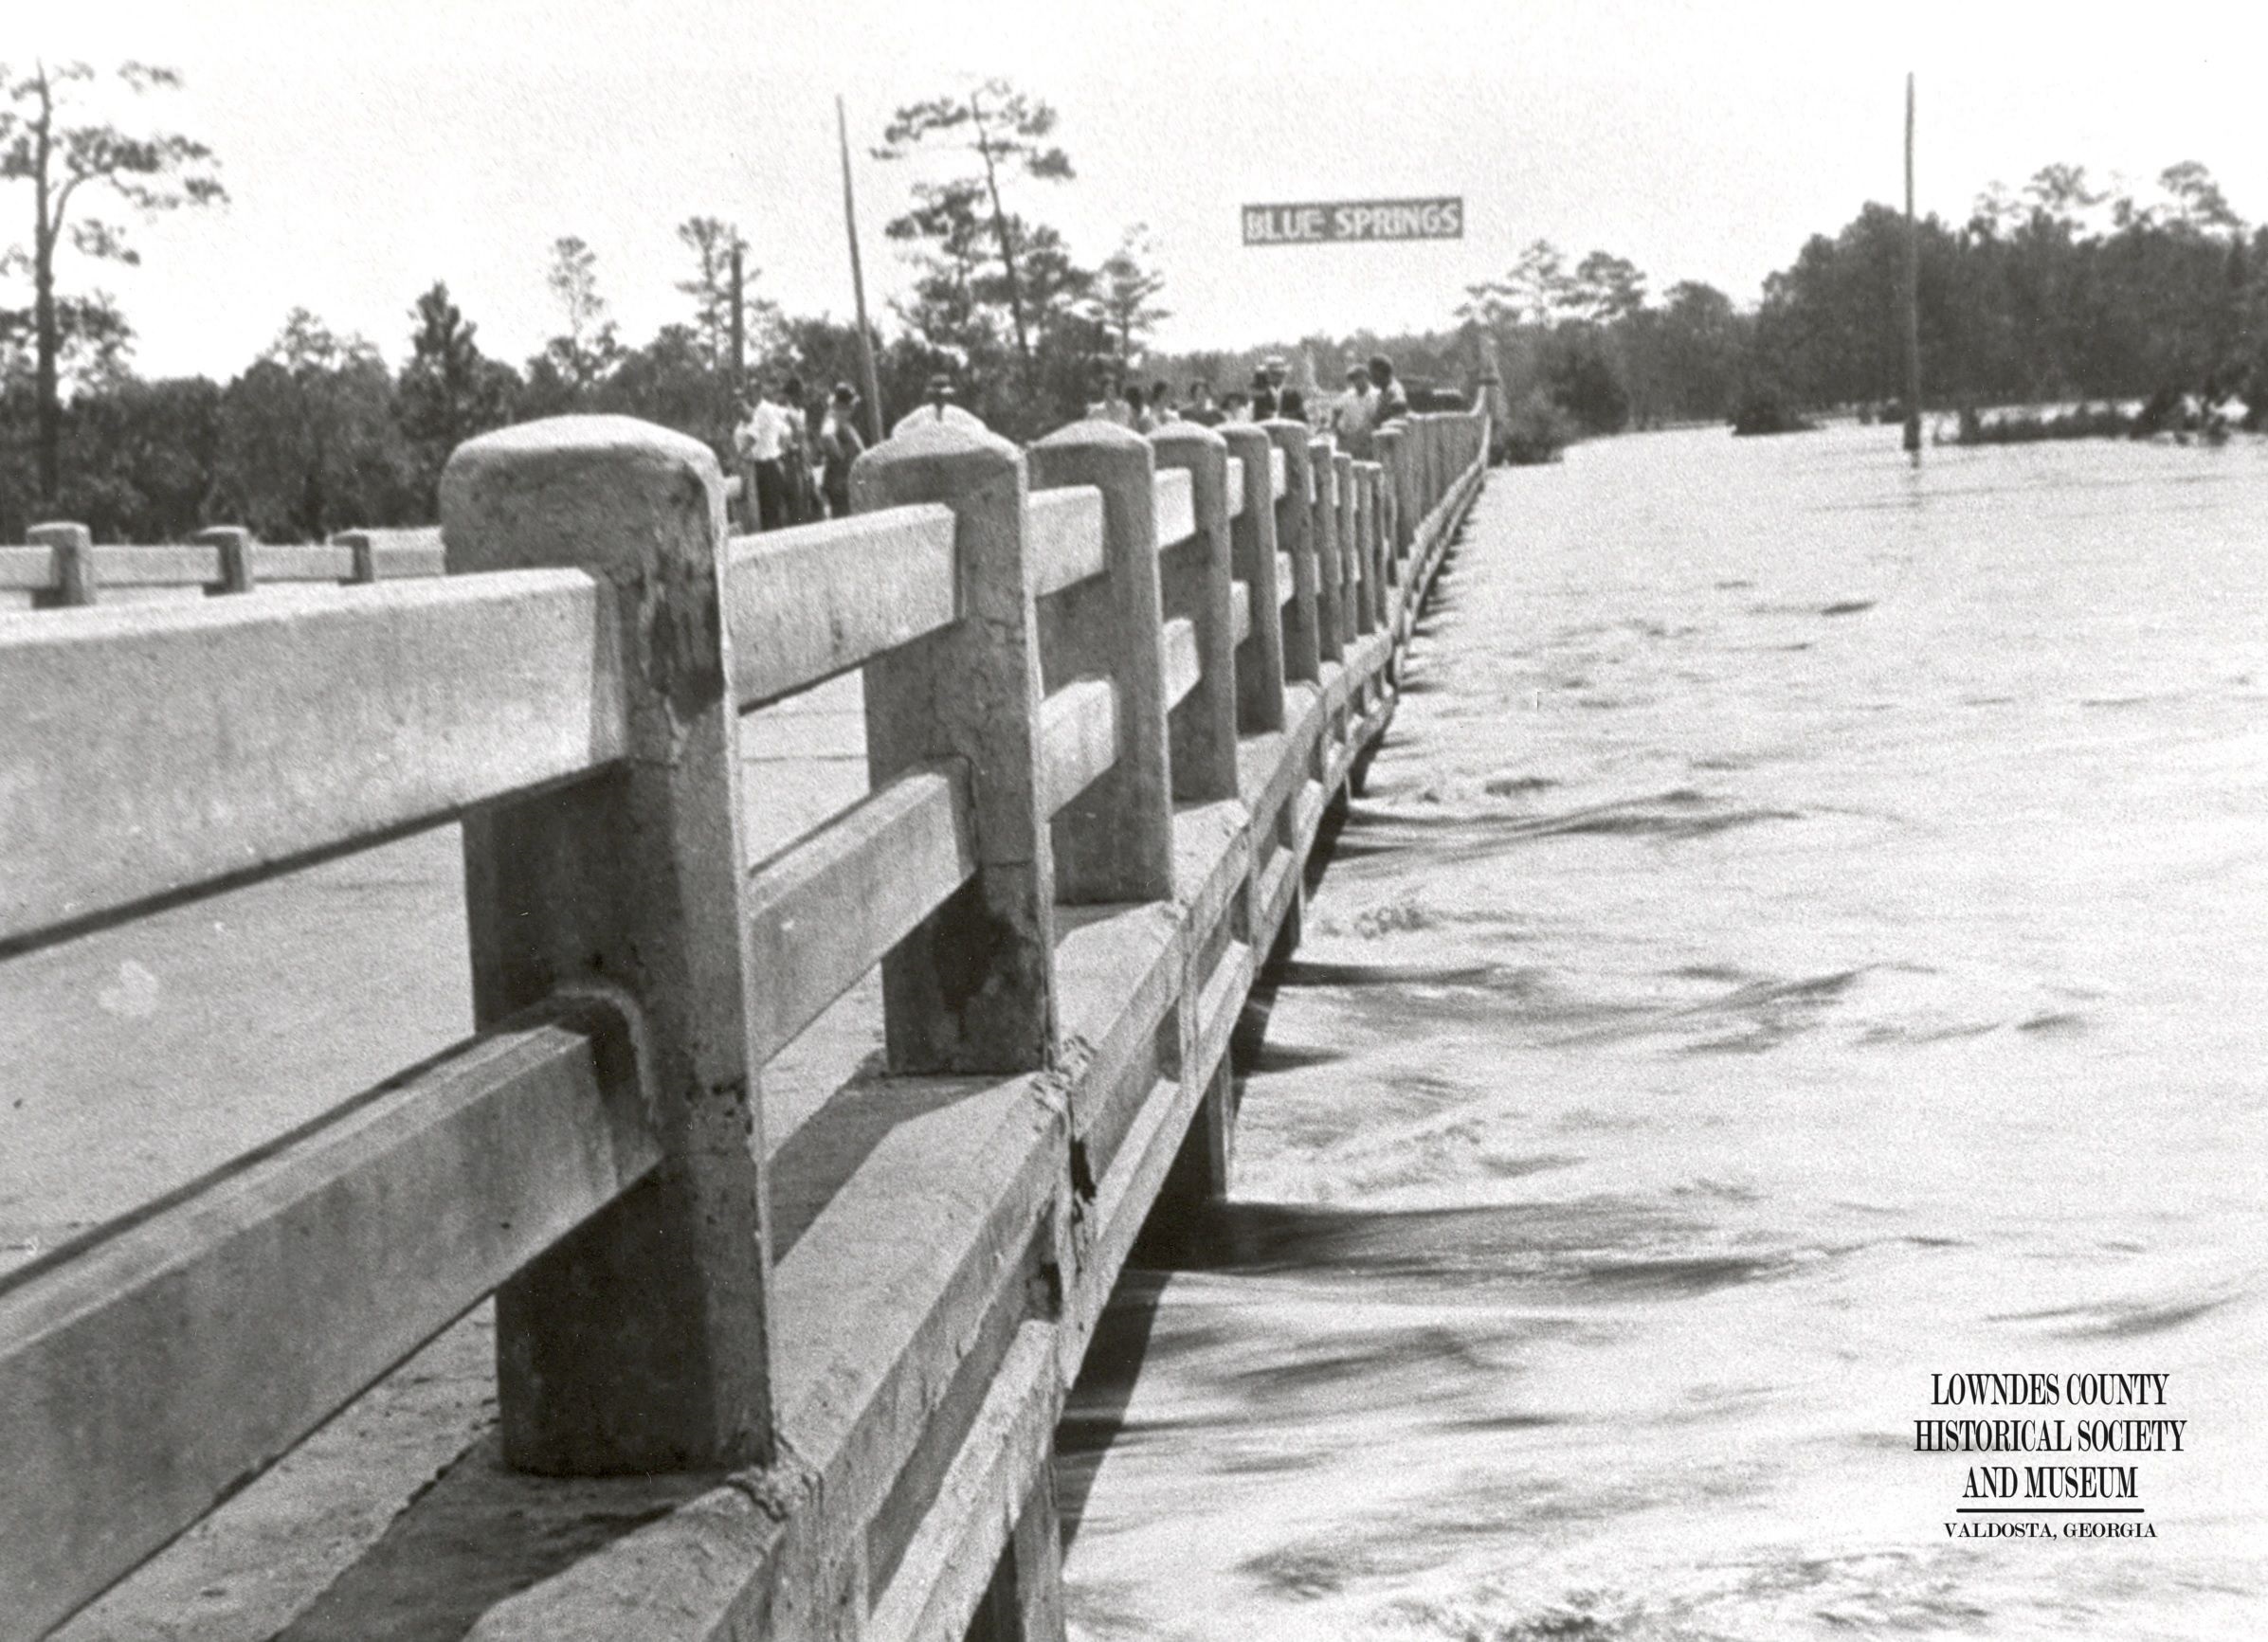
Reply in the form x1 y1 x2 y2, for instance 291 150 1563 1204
1376 461 1396 611
1335 451 1369 638
1378 424 1414 567
853 424 1059 1072
193 526 255 595
1305 436 1343 661
1263 423 1321 682
1349 464 1375 636
1218 424 1285 734
1151 424 1240 805
441 415 776 1474
968 1470 1068 1642
1029 422 1175 905
1370 449 1398 590
28 522 95 606
335 530 380 584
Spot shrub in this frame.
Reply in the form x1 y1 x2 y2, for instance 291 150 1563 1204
1497 389 1575 465
1729 382 1816 437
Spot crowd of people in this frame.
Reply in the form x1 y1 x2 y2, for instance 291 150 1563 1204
1083 353 1412 459
733 374 870 531
733 354 1415 532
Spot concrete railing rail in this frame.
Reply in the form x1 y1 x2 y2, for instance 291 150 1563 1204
0 404 1489 1642
0 525 445 610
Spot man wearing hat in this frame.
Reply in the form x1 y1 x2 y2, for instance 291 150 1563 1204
1249 362 1279 421
818 384 865 518
892 370 989 438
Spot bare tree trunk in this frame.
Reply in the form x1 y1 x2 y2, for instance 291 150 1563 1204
971 92 1033 379
35 240 60 510
32 71 61 508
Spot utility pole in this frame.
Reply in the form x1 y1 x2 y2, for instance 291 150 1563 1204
729 243 747 394
839 95 886 444
1903 71 1923 461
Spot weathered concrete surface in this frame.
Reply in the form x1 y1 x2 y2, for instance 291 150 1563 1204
1 999 655 1641
445 415 777 1476
5 418 1488 1642
1039 677 1118 818
16 681 870 1642
727 504 957 708
853 424 1057 1075
1028 423 1175 906
1261 424 1321 684
1150 424 1240 806
743 767 974 1060
0 572 625 950
1220 425 1286 733
1025 487 1105 597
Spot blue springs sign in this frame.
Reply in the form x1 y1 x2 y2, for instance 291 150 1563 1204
1242 198 1464 246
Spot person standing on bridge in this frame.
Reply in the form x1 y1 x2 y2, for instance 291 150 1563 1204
892 371 989 437
1369 353 1411 427
1249 366 1279 421
779 375 820 524
735 380 795 532
1263 356 1292 407
1335 363 1377 458
818 384 864 518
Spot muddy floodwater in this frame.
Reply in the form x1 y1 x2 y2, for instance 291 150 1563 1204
1059 424 2268 1640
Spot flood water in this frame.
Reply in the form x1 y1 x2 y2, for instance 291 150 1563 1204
1059 424 2268 1640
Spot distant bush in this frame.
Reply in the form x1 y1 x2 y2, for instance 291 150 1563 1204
1729 383 1817 437
1497 389 1575 465
1538 326 1630 435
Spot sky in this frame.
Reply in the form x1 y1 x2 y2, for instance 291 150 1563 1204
12 0 2268 380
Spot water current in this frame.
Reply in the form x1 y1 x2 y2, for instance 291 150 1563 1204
1059 423 2268 1640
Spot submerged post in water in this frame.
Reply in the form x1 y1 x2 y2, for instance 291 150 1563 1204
1903 70 1922 462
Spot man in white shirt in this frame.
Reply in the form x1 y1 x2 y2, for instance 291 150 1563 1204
892 371 988 438
735 382 794 530
1334 363 1377 458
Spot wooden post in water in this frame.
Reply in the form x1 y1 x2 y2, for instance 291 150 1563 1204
1903 71 1923 460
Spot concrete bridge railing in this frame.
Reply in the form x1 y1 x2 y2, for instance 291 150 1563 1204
0 524 445 607
0 404 1489 1642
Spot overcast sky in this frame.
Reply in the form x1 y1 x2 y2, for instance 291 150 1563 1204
14 0 2268 379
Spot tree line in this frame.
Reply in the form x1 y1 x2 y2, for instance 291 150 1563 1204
1432 159 2267 454
8 57 2261 542
0 68 1179 543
